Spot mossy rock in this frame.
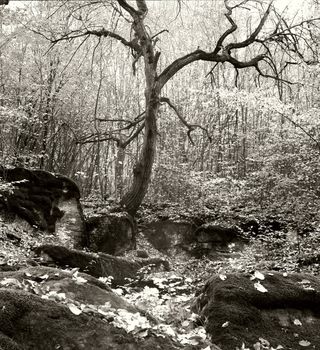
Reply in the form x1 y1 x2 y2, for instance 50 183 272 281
33 245 169 286
194 272 320 350
0 266 138 313
0 288 192 350
86 211 135 255
0 166 85 247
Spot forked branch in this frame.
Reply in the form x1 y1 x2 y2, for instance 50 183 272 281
160 97 212 145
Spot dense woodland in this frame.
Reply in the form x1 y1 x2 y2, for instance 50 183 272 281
1 1 320 349
1 0 320 216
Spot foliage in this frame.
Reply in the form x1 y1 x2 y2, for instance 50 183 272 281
1 1 320 207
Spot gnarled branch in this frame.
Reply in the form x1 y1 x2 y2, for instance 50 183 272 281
49 28 140 53
160 97 212 145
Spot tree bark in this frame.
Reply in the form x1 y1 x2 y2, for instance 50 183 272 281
120 88 159 216
119 1 160 216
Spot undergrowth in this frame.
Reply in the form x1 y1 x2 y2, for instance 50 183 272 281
1 207 320 349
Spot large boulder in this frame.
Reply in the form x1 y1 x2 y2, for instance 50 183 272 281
0 166 85 248
33 244 169 286
0 288 192 350
0 266 138 313
86 211 135 255
194 272 320 350
142 219 246 258
0 265 203 349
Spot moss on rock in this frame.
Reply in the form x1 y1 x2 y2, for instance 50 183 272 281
194 272 320 350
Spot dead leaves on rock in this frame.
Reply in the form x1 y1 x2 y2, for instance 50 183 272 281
0 268 211 348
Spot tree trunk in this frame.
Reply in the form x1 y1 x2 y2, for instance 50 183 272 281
119 4 160 217
120 88 159 216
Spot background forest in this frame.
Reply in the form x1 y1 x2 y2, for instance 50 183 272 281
1 0 320 228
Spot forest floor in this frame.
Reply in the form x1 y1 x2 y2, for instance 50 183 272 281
1 203 320 349
2 201 320 302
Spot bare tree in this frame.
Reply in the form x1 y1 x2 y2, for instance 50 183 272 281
46 0 319 215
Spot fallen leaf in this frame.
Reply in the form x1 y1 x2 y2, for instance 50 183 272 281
158 324 176 337
46 291 66 301
68 303 82 315
182 320 190 327
195 326 207 340
254 271 265 280
299 279 311 284
254 282 268 293
299 340 311 347
0 278 21 286
73 275 87 284
302 286 315 291
69 268 79 275
39 274 49 280
293 319 302 326
189 313 199 321
136 329 148 338
259 338 270 346
113 288 123 295
187 338 199 346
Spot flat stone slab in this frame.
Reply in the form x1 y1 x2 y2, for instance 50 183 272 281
194 272 320 350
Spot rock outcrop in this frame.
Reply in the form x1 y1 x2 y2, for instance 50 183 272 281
0 266 138 312
0 288 188 350
142 219 246 258
0 265 201 350
33 244 169 286
86 211 135 255
194 272 320 350
142 220 196 255
0 166 85 248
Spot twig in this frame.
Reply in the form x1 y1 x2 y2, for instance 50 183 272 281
279 112 320 150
